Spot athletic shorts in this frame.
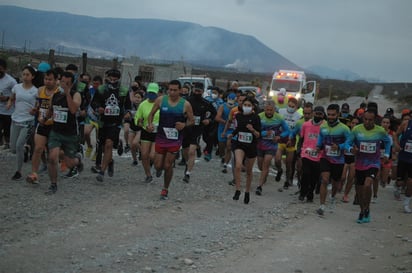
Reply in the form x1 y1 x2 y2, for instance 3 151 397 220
278 143 296 153
99 126 121 149
182 128 201 148
397 160 412 180
257 148 277 157
129 122 142 133
344 154 355 164
232 141 257 159
48 130 79 158
320 158 344 182
355 168 379 186
155 144 180 155
141 129 156 143
36 124 52 137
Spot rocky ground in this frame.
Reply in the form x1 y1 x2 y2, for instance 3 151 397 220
1 86 411 273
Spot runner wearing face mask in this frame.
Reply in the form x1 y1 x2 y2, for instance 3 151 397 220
228 97 261 204
277 97 302 190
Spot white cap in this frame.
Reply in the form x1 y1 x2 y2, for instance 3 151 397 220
279 88 286 96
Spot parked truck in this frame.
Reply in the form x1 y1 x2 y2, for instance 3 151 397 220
268 70 317 105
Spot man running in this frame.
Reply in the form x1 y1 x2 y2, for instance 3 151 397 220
147 80 194 200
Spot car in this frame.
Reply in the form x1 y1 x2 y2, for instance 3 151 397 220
177 75 213 96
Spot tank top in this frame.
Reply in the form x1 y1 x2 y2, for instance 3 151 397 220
38 86 59 126
51 90 79 136
156 96 186 147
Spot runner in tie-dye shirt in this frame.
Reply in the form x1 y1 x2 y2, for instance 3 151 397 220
351 109 391 223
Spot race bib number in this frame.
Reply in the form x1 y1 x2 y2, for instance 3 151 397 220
163 127 178 140
53 110 68 123
405 141 412 153
325 145 340 157
39 108 47 119
238 132 253 143
359 142 376 154
263 130 274 140
305 148 318 158
194 116 201 126
104 105 120 116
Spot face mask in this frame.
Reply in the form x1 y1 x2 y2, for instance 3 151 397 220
212 94 218 99
243 106 252 114
180 93 188 99
131 86 139 91
108 80 119 90
287 106 295 113
147 92 157 101
313 116 323 123
193 93 202 99
341 112 349 118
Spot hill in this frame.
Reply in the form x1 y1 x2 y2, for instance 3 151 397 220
0 5 300 73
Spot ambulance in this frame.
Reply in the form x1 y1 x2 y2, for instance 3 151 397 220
268 70 317 105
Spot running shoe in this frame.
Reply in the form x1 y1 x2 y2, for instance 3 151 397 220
362 210 370 223
26 173 39 184
45 183 57 195
204 151 211 162
96 172 104 182
156 169 162 177
356 213 364 224
124 144 130 154
183 174 190 183
144 176 153 183
244 192 250 204
394 188 401 201
255 186 262 196
117 140 123 156
90 166 101 173
85 146 93 158
275 168 283 182
108 160 114 177
11 171 23 181
132 160 138 166
63 167 79 178
404 206 412 214
316 207 324 216
233 190 241 200
160 188 168 200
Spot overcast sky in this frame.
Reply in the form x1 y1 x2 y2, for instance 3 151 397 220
1 0 411 82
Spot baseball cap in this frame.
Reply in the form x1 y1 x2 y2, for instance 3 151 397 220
401 109 411 116
227 93 236 100
147 82 159 94
279 88 286 96
37 62 51 73
193 82 204 91
341 103 350 112
386 107 394 114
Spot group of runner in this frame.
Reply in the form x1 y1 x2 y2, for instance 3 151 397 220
1 59 411 221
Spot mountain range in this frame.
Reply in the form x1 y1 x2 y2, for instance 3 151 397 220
0 5 364 81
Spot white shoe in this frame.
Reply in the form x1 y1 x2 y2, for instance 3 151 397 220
404 206 412 214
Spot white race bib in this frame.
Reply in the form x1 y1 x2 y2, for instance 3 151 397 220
325 145 340 157
104 105 120 116
163 127 178 140
359 142 377 154
238 132 253 143
405 141 412 153
305 148 318 158
194 116 201 126
53 110 68 123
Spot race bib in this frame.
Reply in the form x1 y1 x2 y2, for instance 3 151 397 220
53 110 68 123
163 127 178 140
359 142 376 154
325 145 340 157
153 124 158 133
104 105 120 116
405 141 412 153
238 132 253 143
194 116 201 126
39 108 47 119
305 148 318 158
